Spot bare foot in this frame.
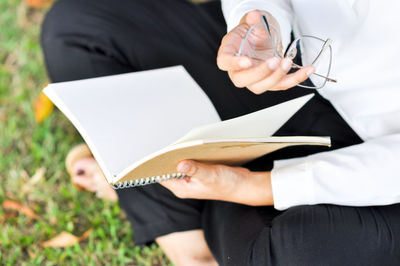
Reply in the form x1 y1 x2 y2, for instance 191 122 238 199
71 157 118 202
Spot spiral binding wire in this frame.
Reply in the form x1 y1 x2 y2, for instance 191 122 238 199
112 172 187 189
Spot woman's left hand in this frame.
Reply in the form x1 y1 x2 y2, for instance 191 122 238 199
160 160 274 206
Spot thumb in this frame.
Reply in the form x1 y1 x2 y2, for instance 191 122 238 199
177 160 215 178
245 10 263 25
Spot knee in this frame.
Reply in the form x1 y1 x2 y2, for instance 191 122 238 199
40 0 118 81
41 0 79 46
41 0 109 51
268 205 397 265
249 205 400 265
269 205 332 264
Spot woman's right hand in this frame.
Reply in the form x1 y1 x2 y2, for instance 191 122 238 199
217 10 314 94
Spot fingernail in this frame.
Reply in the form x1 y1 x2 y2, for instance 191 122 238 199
239 58 252 68
177 161 191 173
76 169 85 176
306 67 315 76
268 57 280 70
281 58 292 71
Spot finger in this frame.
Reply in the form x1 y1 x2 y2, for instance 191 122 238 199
270 66 315 91
159 176 194 198
217 51 252 71
159 177 187 189
229 57 280 88
217 26 253 71
247 58 293 94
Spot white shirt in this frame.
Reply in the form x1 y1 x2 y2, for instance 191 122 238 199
222 0 400 210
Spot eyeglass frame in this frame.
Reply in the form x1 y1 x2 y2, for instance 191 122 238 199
237 15 337 89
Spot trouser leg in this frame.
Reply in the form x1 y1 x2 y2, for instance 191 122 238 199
265 204 400 266
204 200 400 266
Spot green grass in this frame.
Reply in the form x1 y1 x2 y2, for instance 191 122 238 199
0 0 170 264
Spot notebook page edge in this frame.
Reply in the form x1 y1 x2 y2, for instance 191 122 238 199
175 94 315 143
115 136 330 184
43 85 114 182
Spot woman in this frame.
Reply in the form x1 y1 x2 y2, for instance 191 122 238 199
41 0 400 265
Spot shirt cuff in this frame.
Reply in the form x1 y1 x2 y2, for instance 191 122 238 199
271 158 315 210
225 0 292 51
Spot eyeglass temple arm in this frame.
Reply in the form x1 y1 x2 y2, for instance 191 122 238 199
292 63 337 83
262 15 336 83
312 39 332 66
261 15 273 40
261 15 282 57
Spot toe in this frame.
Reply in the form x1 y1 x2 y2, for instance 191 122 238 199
72 175 97 192
71 157 97 176
71 157 99 191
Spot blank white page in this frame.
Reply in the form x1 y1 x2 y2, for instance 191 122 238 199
44 66 220 182
176 94 314 143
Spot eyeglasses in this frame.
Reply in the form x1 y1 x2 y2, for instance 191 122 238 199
237 15 337 89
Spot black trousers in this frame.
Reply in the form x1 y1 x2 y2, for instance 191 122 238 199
41 0 400 265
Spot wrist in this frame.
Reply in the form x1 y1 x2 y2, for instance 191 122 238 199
226 170 274 206
249 171 274 206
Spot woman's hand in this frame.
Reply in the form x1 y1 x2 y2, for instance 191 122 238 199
160 160 274 206
217 10 314 94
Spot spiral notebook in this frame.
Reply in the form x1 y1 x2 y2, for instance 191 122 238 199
43 66 330 189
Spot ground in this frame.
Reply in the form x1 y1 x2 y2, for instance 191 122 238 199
0 0 170 264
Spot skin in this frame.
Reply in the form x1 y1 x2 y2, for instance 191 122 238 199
219 10 314 94
160 160 274 206
71 157 118 201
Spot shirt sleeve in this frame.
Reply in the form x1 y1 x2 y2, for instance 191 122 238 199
221 0 293 50
271 133 400 210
